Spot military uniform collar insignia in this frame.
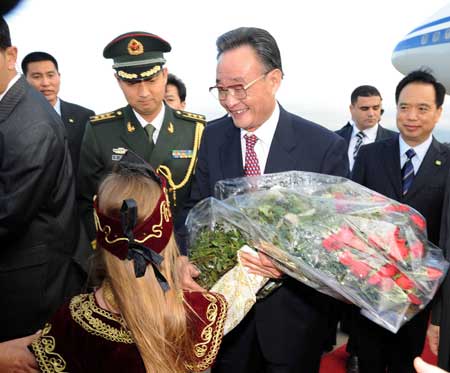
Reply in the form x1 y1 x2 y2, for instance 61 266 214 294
127 122 136 132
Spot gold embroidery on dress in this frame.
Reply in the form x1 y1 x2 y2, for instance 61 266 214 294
70 293 134 344
185 292 228 371
31 323 68 373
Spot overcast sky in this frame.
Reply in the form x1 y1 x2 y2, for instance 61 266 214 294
6 0 450 138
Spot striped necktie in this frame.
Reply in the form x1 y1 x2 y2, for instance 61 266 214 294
353 131 365 159
244 134 261 176
401 148 416 195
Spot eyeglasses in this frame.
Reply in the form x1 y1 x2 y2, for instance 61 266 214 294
209 73 268 101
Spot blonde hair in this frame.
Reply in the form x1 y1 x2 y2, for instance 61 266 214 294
97 172 192 373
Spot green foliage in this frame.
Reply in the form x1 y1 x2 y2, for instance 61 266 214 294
189 224 247 289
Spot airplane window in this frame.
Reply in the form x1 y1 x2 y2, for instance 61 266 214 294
432 31 440 42
421 34 429 45
445 28 450 40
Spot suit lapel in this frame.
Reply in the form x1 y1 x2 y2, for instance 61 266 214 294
60 100 70 124
60 100 76 125
0 76 27 122
342 123 352 145
406 138 447 200
375 126 384 141
119 106 152 161
219 118 244 179
382 138 402 200
59 100 74 139
265 106 297 173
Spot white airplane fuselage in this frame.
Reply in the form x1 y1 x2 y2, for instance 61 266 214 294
392 4 450 92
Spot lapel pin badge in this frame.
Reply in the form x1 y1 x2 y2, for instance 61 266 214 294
168 122 174 134
435 160 442 166
127 122 136 133
68 118 75 124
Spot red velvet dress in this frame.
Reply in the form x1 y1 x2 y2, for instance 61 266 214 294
31 291 227 372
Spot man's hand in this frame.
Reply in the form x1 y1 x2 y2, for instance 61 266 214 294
240 251 283 278
0 333 40 373
414 357 448 373
176 255 205 291
427 324 440 356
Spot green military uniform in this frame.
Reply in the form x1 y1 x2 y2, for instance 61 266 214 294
78 104 204 241
78 31 206 244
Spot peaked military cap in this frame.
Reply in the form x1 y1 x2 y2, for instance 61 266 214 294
103 31 171 82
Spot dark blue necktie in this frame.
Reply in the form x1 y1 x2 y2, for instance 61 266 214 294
402 148 416 195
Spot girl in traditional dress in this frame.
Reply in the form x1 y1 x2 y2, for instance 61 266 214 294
31 151 227 373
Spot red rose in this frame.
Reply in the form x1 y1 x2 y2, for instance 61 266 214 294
384 204 411 213
371 194 388 202
426 267 443 280
336 226 355 243
339 251 354 266
395 274 415 290
408 293 422 305
380 277 395 291
389 236 409 261
335 226 368 252
378 264 399 277
348 237 369 252
410 214 426 231
368 273 382 285
349 260 372 278
410 241 424 259
322 236 343 251
368 234 384 249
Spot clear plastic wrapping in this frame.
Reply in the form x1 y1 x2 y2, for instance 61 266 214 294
187 171 448 333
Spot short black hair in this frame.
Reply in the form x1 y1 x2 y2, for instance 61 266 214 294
216 27 283 75
0 16 11 51
395 70 446 108
21 51 59 75
351 85 382 105
167 73 186 102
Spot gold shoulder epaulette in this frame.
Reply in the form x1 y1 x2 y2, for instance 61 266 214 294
90 109 124 124
174 109 206 123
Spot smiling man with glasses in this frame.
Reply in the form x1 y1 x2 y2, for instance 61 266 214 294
179 26 349 373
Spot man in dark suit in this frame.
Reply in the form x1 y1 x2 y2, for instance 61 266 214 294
336 85 397 171
180 27 349 373
21 51 95 175
351 70 449 373
0 16 85 371
78 32 205 248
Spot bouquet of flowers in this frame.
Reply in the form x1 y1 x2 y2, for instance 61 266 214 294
187 171 448 333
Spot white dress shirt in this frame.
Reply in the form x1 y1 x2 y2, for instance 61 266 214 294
133 103 166 144
53 97 61 116
348 121 379 170
399 135 432 174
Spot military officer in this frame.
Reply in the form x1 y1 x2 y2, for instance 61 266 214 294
78 31 205 249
